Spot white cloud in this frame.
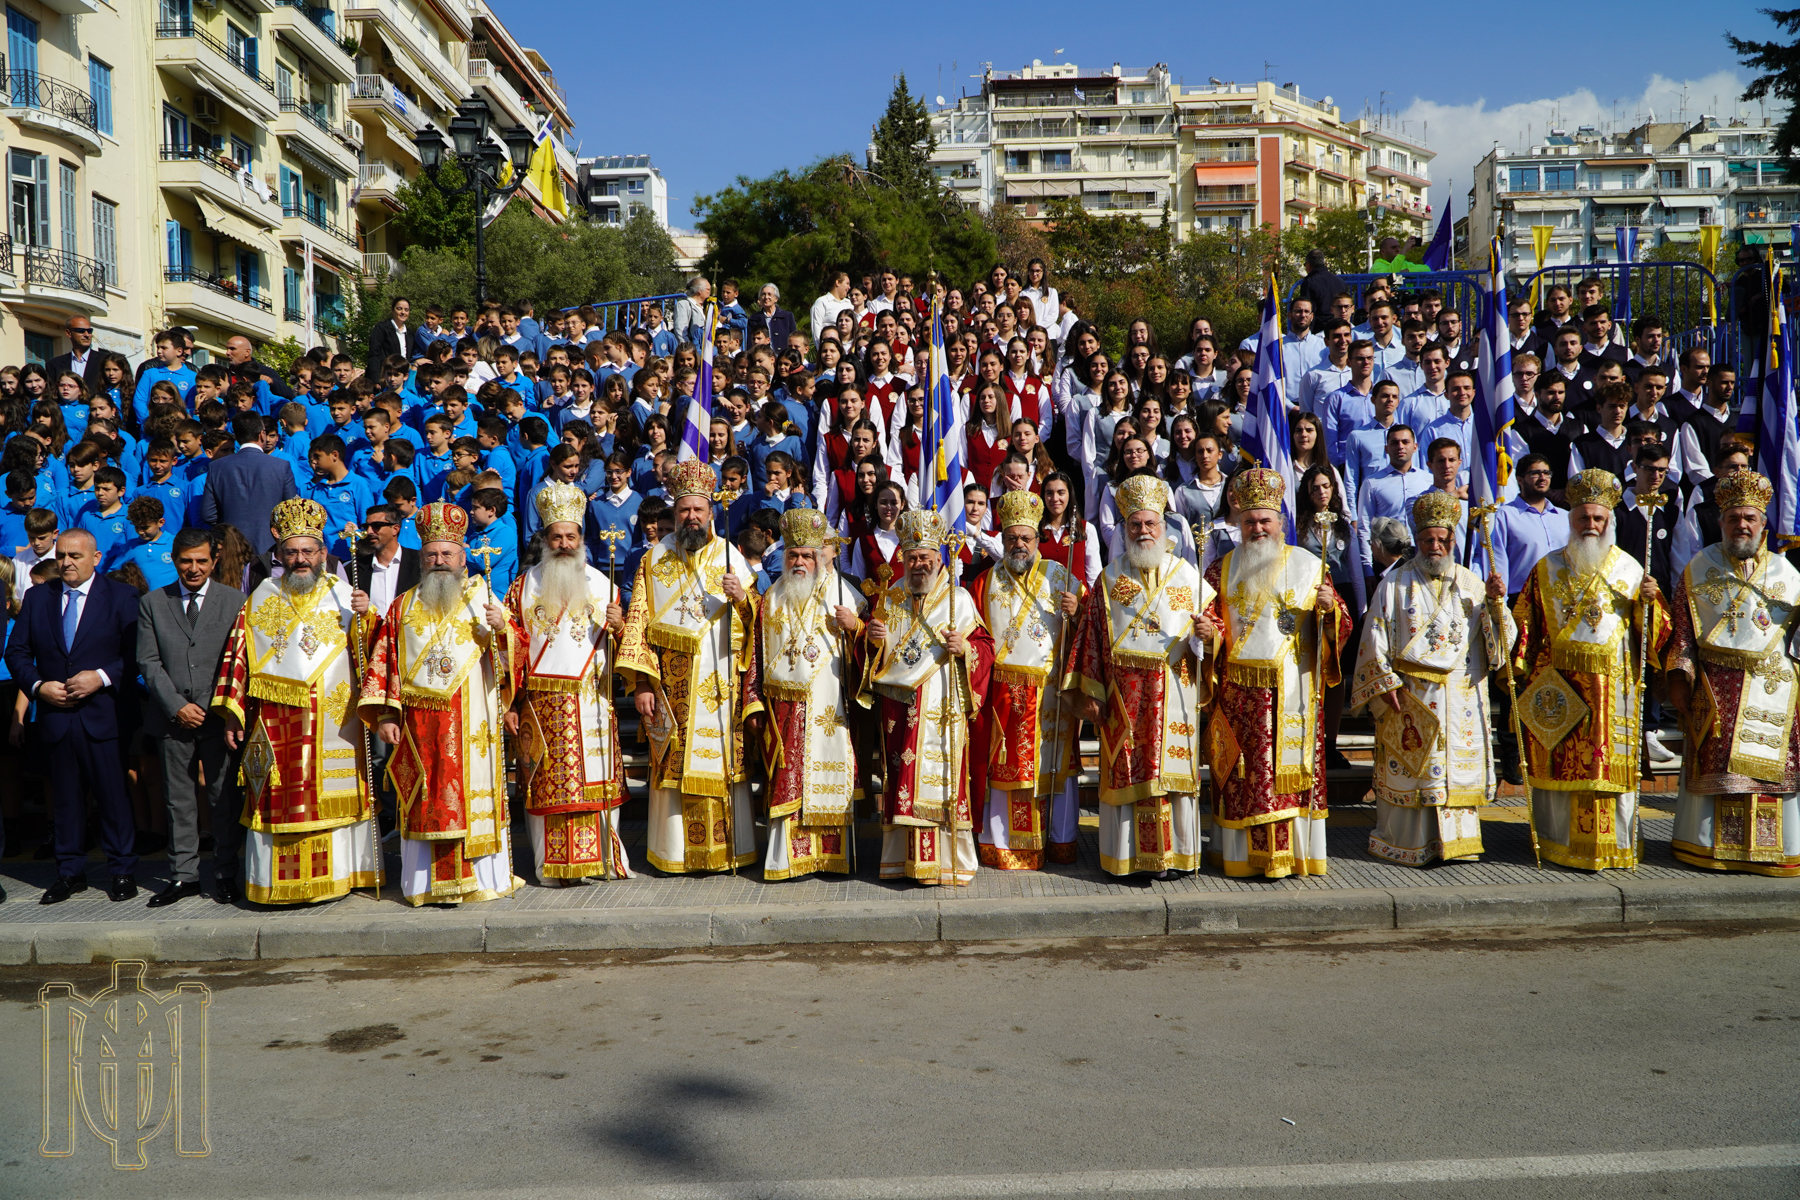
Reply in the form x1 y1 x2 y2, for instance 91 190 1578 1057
1392 71 1767 212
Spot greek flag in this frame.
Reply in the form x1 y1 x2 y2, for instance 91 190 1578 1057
1614 226 1639 328
1240 272 1295 540
677 302 716 463
927 294 966 536
1745 254 1800 551
1471 237 1517 510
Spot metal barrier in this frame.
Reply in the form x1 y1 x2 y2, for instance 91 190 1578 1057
1285 270 1489 335
572 293 683 337
1522 261 1731 373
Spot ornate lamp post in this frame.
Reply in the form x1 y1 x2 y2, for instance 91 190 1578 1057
412 97 534 306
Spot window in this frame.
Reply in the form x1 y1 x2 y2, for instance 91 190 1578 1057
1696 166 1713 188
625 178 644 194
1390 150 1406 170
92 196 116 287
58 162 74 257
88 57 112 137
236 250 259 300
1224 215 1244 230
1138 115 1156 133
276 63 294 103
22 332 52 365
162 105 188 152
158 0 190 31
1544 166 1576 190
1194 216 1213 232
278 165 299 212
230 136 252 168
1087 118 1110 135
1043 150 1072 171
7 7 36 108
1005 150 1030 172
225 23 257 76
283 266 302 320
1130 89 1148 103
1587 171 1604 189
9 150 46 247
1658 168 1685 189
1509 166 1539 192
164 219 192 271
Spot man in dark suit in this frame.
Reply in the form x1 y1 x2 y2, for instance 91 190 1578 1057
46 315 108 392
137 529 249 907
5 529 141 903
224 335 295 401
366 296 415 376
201 412 299 556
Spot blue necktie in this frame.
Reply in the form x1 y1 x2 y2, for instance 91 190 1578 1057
62 587 80 648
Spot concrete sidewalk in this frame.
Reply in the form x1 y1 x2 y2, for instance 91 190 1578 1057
2 788 1795 964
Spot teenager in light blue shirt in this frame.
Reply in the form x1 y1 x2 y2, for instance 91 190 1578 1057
132 331 196 426
76 467 133 563
304 435 378 558
135 440 189 526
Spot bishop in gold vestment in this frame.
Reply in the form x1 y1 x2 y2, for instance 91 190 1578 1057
1666 471 1800 876
1510 469 1670 871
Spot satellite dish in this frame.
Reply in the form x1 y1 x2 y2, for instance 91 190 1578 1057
936 95 946 107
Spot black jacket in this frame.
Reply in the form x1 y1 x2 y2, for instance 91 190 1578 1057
351 547 421 599
366 320 416 375
47 351 109 392
226 357 296 400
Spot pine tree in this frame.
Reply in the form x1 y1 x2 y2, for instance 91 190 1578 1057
1729 9 1800 164
868 74 937 200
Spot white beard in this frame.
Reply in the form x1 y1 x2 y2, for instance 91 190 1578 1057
1230 535 1283 589
1564 526 1616 577
1005 548 1038 576
537 551 590 617
278 565 323 596
1123 538 1170 572
416 566 466 616
1418 551 1453 579
766 565 831 619
1724 533 1761 562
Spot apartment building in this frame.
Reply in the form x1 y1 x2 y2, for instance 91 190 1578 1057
928 65 1434 244
0 0 150 367
1467 116 1792 269
466 2 573 228
928 61 1178 224
576 155 667 227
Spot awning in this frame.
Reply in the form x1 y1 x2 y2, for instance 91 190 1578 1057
281 135 351 182
1510 198 1582 213
195 195 282 258
1660 195 1715 207
1006 180 1080 198
1192 164 1257 186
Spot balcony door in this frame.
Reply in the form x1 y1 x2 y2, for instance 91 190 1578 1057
9 150 47 249
6 7 37 108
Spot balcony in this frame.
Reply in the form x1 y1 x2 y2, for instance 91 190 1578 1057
0 244 107 316
354 161 405 208
270 3 355 84
467 58 530 128
1194 185 1255 207
1192 146 1255 164
1368 162 1429 188
281 203 356 251
157 144 284 229
35 0 99 14
1285 156 1315 172
349 74 428 155
275 97 357 174
163 266 281 337
154 22 281 121
344 0 468 110
337 115 363 149
0 71 103 153
361 251 394 277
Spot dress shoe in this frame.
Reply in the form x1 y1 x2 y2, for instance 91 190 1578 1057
40 875 89 904
213 876 240 905
107 875 138 903
147 881 201 908
1499 758 1525 787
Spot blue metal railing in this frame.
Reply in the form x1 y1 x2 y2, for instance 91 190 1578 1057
563 293 684 337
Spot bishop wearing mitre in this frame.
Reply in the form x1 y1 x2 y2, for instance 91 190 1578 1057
971 489 1084 869
1067 475 1215 879
1510 468 1670 871
742 507 867 880
618 458 759 873
211 498 379 904
1201 468 1352 879
358 502 522 905
1351 491 1516 866
861 510 995 885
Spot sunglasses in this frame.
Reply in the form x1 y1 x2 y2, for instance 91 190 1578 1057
365 522 397 531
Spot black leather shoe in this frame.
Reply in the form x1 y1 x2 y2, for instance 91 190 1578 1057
40 875 89 904
107 875 138 902
213 876 240 905
146 881 200 908
1500 759 1525 787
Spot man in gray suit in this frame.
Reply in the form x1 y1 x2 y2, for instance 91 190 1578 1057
201 412 298 556
137 529 249 907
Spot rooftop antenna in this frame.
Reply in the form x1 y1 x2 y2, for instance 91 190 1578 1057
1263 61 1276 81
1380 89 1391 121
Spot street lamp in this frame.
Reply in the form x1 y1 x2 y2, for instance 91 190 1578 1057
412 96 534 306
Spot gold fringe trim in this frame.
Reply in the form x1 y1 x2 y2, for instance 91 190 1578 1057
1399 664 1452 685
993 662 1050 684
1671 840 1800 877
1115 649 1172 670
648 623 701 654
1550 641 1622 677
1098 779 1173 806
525 675 586 694
248 674 311 708
759 680 812 701
398 685 454 711
1272 766 1314 796
1225 661 1284 688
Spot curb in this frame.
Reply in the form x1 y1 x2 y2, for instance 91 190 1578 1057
1 878 1794 963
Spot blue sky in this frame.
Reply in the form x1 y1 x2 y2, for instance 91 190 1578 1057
501 1 1773 224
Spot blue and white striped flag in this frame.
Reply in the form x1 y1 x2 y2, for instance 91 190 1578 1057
1472 237 1517 511
1240 272 1295 541
677 302 716 462
1747 253 1800 551
928 294 966 537
1614 226 1639 328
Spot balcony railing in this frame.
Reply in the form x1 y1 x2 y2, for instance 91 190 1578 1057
154 23 276 94
352 74 428 131
284 304 304 322
1041 158 1078 173
357 162 401 192
23 246 106 299
3 72 99 131
1195 185 1256 205
164 265 274 312
159 142 250 180
282 204 353 242
273 0 350 55
1193 146 1255 163
280 97 334 135
361 251 393 276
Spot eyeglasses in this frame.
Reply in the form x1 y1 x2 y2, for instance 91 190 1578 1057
365 522 397 531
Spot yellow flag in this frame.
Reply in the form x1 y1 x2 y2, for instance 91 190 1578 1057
1699 224 1723 323
1528 225 1553 309
528 136 567 219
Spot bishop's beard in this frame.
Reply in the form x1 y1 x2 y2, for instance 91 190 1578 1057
1123 537 1170 572
1565 525 1617 577
1418 550 1454 579
675 525 711 554
1229 535 1282 589
278 563 323 596
537 550 590 617
417 564 465 615
767 565 831 620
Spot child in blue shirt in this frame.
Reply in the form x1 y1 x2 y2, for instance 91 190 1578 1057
132 330 197 426
303 435 378 559
77 467 133 563
466 486 519 597
55 441 105 529
135 439 189 524
107 496 177 589
586 453 641 575
382 477 423 550
0 469 36 556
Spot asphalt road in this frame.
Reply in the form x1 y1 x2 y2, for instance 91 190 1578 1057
2 925 1796 1199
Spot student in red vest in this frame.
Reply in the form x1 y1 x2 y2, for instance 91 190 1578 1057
823 418 888 526
964 381 1009 496
847 477 908 593
1003 336 1051 442
1037 470 1100 588
809 383 867 510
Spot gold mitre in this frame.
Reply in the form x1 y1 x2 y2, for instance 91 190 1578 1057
533 480 587 528
1115 474 1168 518
1228 467 1285 514
1565 468 1623 511
271 497 327 544
897 509 946 552
416 501 468 546
781 506 829 549
1716 470 1774 513
1410 491 1463 534
995 489 1044 530
667 458 719 501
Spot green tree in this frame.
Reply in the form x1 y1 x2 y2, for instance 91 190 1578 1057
868 74 936 200
1171 223 1298 350
391 159 480 252
1728 9 1800 166
1032 200 1193 354
694 155 995 331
